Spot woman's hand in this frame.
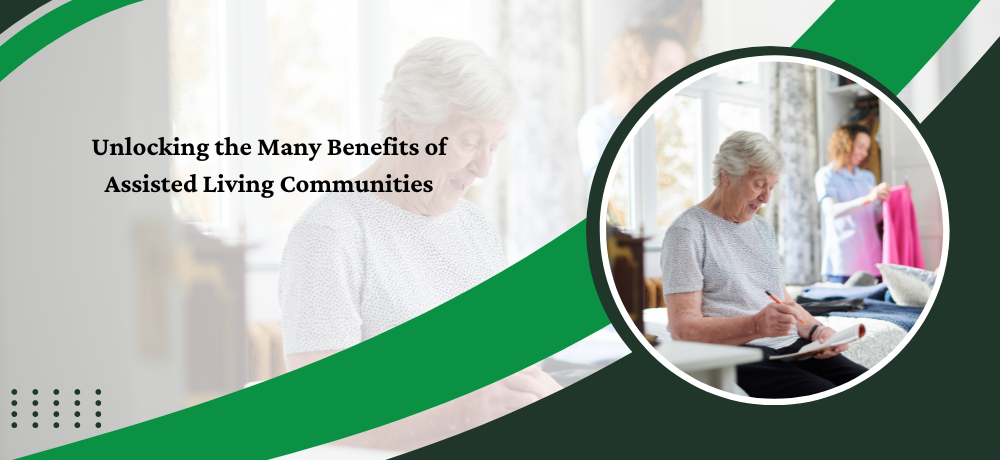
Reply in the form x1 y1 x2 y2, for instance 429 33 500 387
753 303 799 338
459 366 562 428
867 182 891 203
812 326 848 359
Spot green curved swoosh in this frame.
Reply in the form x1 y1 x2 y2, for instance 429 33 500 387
793 0 979 94
0 0 141 84
24 221 610 458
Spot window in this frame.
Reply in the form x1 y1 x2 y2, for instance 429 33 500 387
169 0 530 322
265 0 360 226
168 0 224 226
606 144 631 228
168 0 498 266
608 62 771 241
654 94 700 230
717 101 761 150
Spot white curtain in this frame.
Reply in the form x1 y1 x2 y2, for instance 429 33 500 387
479 0 588 264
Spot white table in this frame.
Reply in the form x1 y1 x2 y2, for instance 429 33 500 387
654 340 763 393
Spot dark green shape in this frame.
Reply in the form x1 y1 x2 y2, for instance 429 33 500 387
96 390 102 395
10 389 15 395
74 390 80 395
74 411 80 417
75 423 80 429
96 423 102 429
10 411 15 417
10 401 14 406
0 0 49 36
31 401 37 406
54 422 59 428
11 422 16 429
75 400 80 406
53 390 59 395
95 411 101 418
95 401 100 406
793 0 979 93
32 412 37 417
32 389 37 395
54 411 59 417
32 422 37 428
53 400 59 406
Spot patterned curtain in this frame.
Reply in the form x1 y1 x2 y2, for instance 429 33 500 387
478 0 587 264
771 63 821 285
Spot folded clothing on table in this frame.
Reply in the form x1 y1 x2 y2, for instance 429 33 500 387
800 282 890 302
824 300 922 332
794 298 865 316
797 283 922 332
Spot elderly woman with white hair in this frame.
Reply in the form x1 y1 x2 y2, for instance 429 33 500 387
278 37 561 450
660 131 867 399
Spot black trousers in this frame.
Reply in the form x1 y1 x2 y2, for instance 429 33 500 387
737 338 868 399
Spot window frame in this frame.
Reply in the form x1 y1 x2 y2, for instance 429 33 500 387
618 63 772 243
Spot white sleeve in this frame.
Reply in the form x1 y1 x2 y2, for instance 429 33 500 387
278 220 365 355
821 196 871 219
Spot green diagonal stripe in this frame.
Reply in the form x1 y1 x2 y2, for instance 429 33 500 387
793 0 979 94
23 221 610 459
0 0 141 83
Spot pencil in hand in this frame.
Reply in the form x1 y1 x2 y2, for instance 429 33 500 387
765 290 805 324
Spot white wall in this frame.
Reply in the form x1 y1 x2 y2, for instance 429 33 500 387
700 0 833 56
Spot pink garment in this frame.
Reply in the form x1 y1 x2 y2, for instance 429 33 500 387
882 185 924 269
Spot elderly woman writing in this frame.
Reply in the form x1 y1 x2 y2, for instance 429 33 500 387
660 131 867 398
279 37 561 450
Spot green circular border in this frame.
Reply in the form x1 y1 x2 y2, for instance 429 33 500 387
586 46 928 354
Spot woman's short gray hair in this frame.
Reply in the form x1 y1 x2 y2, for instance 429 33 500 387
712 131 784 187
380 37 519 139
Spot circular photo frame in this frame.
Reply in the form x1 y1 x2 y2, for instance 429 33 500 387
587 47 948 405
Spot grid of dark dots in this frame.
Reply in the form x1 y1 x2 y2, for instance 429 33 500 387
9 389 103 428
